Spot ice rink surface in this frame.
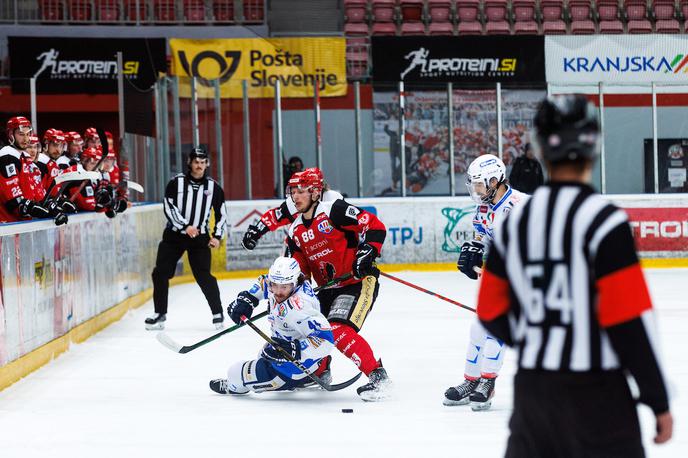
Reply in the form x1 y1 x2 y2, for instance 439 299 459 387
1 269 686 458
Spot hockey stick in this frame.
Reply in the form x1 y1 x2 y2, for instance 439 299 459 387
379 271 476 313
156 272 354 354
240 315 362 392
127 180 144 193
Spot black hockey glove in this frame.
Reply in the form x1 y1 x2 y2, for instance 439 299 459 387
19 199 50 219
53 213 68 226
44 198 63 217
95 185 113 208
105 208 117 219
113 198 128 213
352 243 378 279
261 338 301 364
227 291 259 324
58 198 77 214
241 221 269 251
457 240 485 280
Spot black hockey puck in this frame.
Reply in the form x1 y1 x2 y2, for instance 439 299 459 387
341 408 354 413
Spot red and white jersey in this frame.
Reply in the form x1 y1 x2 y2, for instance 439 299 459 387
19 153 46 202
61 164 97 212
0 145 28 223
286 199 386 288
35 153 60 191
261 190 343 232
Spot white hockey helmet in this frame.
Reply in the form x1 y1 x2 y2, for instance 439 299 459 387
268 256 302 287
465 154 506 204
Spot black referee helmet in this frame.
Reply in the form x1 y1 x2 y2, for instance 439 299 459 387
533 94 600 164
188 147 209 162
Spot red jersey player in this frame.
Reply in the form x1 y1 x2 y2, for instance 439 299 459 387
36 128 65 191
241 167 343 251
284 170 392 401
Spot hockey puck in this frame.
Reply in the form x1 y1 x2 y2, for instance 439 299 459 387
341 408 354 413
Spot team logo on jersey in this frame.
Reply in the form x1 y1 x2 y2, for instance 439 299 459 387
5 164 17 177
277 303 288 317
359 214 369 225
346 205 360 219
317 220 333 234
85 186 94 197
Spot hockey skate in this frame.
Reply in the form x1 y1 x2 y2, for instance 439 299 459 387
209 379 247 395
212 313 224 330
469 377 496 411
300 355 332 389
144 313 166 330
443 378 480 406
356 360 392 402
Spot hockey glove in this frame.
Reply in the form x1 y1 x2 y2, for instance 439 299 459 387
105 208 117 219
19 199 50 219
352 243 379 279
261 338 301 364
45 198 63 217
241 222 269 251
227 291 259 324
95 185 113 208
53 213 68 226
457 240 485 280
58 198 77 214
113 198 128 213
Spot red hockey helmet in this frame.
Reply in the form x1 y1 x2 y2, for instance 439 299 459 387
287 169 323 194
84 127 99 141
65 131 84 146
6 116 32 135
81 146 102 162
28 135 40 145
43 128 66 144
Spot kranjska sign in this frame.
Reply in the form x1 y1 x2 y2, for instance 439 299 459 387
546 35 688 83
372 36 545 84
9 37 166 94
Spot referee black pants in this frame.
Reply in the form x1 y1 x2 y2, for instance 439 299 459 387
506 369 644 458
151 228 222 316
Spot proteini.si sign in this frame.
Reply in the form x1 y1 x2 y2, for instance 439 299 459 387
546 35 688 83
8 37 166 94
371 36 545 84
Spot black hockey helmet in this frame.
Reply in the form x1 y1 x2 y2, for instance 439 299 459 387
533 94 600 164
188 147 208 162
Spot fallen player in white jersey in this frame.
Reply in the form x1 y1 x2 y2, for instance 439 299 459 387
209 256 334 395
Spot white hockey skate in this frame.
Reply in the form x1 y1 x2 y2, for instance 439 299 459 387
443 378 480 406
469 377 496 411
144 313 166 331
209 379 247 395
357 360 392 402
212 313 224 330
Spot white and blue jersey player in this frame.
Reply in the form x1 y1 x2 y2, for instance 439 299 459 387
444 154 528 411
210 257 335 395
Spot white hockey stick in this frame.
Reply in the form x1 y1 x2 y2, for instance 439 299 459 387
156 332 183 353
127 180 144 193
54 170 101 185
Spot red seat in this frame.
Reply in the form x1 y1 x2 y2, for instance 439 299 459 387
401 22 426 34
624 0 652 32
372 0 396 22
154 0 176 22
653 0 680 32
569 0 595 33
597 0 624 31
428 0 452 22
184 0 205 21
68 0 92 21
456 0 482 34
428 21 455 34
345 22 370 36
680 0 688 21
512 0 538 34
97 0 120 21
401 0 424 21
485 0 511 34
40 0 64 21
213 0 234 22
540 0 566 34
125 0 147 21
372 22 397 35
344 0 367 23
243 0 264 22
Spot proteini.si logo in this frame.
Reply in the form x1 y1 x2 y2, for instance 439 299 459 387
563 54 688 73
33 48 140 80
400 47 517 80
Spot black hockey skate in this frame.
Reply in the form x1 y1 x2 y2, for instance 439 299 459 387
212 313 224 330
356 360 392 402
144 313 166 331
209 379 246 395
469 377 496 411
443 378 480 406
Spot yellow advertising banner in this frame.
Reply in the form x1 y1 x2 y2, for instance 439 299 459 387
169 37 347 98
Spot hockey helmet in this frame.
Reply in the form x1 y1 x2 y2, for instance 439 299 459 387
84 127 99 141
188 147 209 162
268 257 302 288
43 128 66 144
6 116 32 135
465 154 506 204
65 131 84 146
28 135 40 145
533 94 600 164
288 169 323 194
81 146 102 162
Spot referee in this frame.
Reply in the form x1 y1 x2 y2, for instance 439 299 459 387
477 95 672 456
145 148 227 331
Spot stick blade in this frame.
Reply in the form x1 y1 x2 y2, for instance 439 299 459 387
325 372 363 392
156 332 184 353
127 181 144 193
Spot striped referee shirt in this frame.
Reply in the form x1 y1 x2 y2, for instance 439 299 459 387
163 173 227 239
477 182 669 414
